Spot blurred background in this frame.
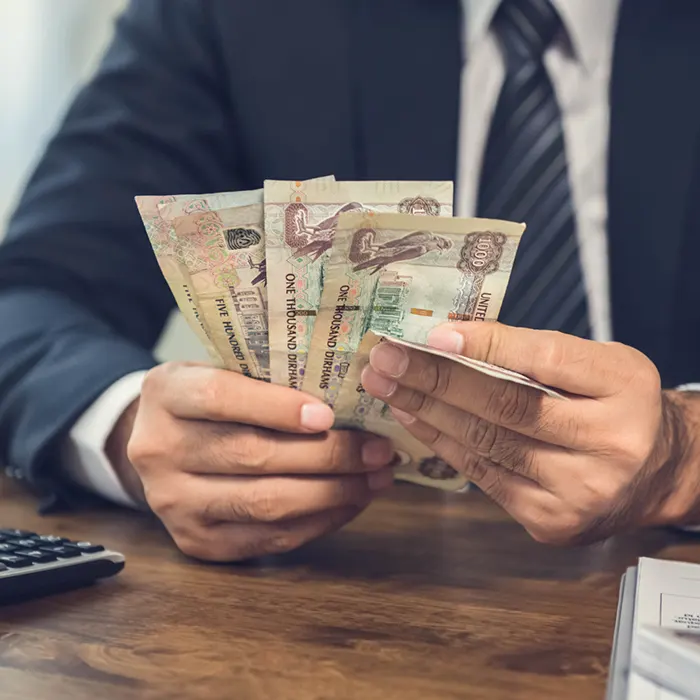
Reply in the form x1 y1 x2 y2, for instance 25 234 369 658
0 0 205 362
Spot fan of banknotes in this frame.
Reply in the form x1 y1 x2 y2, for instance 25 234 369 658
136 175 560 492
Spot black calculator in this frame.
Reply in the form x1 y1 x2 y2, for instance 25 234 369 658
0 528 125 605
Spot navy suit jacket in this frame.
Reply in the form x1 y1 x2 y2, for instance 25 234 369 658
2 0 700 502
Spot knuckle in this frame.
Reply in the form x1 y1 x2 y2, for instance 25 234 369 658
174 534 215 561
144 485 181 517
528 512 586 547
604 343 661 395
128 421 184 472
618 438 651 468
419 359 452 399
245 530 298 559
492 437 533 476
141 361 187 401
246 484 283 522
229 428 275 471
327 477 358 507
485 381 534 427
202 494 254 524
458 450 490 483
481 469 510 506
472 323 502 365
461 415 499 457
192 373 226 418
140 363 169 397
126 428 157 465
420 422 443 450
539 333 569 374
403 389 433 416
326 433 352 473
579 470 628 510
174 529 236 563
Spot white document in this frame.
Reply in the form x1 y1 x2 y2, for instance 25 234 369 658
607 567 637 700
628 557 700 699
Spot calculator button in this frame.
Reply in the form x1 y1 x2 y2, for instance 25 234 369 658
33 535 69 545
0 563 7 572
0 529 35 538
0 555 33 568
39 546 82 559
17 550 57 563
73 542 105 553
7 539 38 548
0 544 18 553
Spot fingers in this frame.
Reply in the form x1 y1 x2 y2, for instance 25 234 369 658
189 471 394 524
389 396 569 490
426 321 636 398
393 413 554 520
362 346 586 448
143 362 336 433
139 419 395 476
171 506 364 563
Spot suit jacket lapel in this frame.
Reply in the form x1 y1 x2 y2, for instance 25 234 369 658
608 0 700 375
350 0 463 183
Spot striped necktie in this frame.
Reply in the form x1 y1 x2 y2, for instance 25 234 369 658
476 0 592 338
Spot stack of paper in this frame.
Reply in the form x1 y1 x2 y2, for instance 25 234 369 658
607 557 700 699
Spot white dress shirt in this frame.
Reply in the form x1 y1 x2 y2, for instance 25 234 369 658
64 0 692 510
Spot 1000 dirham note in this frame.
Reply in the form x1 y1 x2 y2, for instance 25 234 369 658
303 212 526 407
264 180 453 389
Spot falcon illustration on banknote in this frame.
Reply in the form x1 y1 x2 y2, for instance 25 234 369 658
349 227 454 274
287 201 364 261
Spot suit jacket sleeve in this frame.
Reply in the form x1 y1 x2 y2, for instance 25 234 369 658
0 0 242 501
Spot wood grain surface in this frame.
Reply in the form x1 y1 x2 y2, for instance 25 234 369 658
1 475 699 700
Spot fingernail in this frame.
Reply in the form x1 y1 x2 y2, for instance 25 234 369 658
300 403 334 431
369 342 409 378
391 408 416 425
368 467 395 492
362 438 394 467
427 326 464 354
361 366 397 398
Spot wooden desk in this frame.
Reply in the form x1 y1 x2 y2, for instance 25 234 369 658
1 476 698 700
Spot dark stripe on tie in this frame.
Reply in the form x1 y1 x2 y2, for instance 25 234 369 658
476 0 592 338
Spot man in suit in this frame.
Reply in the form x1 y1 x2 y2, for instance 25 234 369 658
2 0 700 561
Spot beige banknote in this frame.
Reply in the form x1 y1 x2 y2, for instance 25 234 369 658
155 179 334 378
264 180 454 389
167 204 269 379
303 211 525 407
135 196 224 366
333 331 470 492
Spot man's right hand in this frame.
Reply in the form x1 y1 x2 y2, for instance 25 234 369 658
107 363 395 562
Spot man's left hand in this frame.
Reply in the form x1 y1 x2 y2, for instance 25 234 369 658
361 322 700 545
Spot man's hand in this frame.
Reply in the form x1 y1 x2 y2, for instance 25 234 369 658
107 363 394 562
361 322 700 545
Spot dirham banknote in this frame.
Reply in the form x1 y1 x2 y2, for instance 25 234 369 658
263 179 454 389
163 202 270 379
135 195 224 367
303 211 527 407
